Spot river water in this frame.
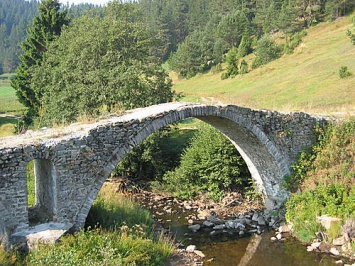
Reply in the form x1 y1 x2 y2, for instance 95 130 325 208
145 199 345 266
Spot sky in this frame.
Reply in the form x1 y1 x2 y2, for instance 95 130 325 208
58 0 112 6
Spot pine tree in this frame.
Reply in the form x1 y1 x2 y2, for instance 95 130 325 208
11 0 69 125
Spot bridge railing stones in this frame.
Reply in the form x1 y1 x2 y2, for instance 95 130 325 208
0 102 327 246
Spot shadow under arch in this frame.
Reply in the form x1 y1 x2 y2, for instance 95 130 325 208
76 104 290 227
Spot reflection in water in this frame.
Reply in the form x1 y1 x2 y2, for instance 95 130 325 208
199 232 337 266
141 197 342 266
238 235 262 266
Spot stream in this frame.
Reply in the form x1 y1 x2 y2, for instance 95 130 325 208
135 192 349 266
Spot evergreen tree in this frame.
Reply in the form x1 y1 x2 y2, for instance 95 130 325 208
221 47 239 79
239 59 248 74
237 35 252 58
11 0 69 125
217 11 250 49
254 34 281 66
0 0 38 73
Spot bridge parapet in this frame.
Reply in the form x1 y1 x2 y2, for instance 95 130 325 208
0 102 327 245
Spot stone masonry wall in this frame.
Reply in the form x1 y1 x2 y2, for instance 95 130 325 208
0 102 327 244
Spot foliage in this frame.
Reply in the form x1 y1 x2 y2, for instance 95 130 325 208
217 11 250 49
172 16 355 113
11 0 69 125
285 120 355 242
239 60 249 75
168 30 209 78
221 48 239 79
162 125 251 201
253 35 281 67
32 3 174 126
0 0 38 74
339 66 353 78
284 30 308 54
348 29 355 45
25 184 173 266
237 35 252 58
113 127 195 181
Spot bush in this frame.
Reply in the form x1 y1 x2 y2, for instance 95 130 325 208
284 30 307 54
239 60 248 74
339 66 352 78
221 48 239 79
285 120 355 243
112 127 195 181
162 125 251 201
253 35 281 66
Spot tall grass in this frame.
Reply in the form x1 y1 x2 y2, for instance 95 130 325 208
285 119 355 242
3 183 174 266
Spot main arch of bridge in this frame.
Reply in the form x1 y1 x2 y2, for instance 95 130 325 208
0 102 323 241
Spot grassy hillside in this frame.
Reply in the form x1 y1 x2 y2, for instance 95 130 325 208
173 16 355 117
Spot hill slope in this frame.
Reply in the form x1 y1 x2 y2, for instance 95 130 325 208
173 16 355 117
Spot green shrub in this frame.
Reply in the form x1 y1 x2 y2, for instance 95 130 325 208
284 30 307 54
239 60 248 74
253 35 281 66
112 127 195 181
339 66 352 78
162 125 251 201
285 120 355 243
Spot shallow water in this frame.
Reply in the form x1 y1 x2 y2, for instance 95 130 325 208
157 207 343 266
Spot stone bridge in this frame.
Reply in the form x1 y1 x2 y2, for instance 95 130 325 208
0 102 327 244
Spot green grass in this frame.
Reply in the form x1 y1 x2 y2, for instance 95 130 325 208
27 161 35 207
285 119 355 243
0 78 25 114
0 75 25 136
5 183 174 266
173 16 355 116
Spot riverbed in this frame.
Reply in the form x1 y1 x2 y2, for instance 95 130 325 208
134 191 350 266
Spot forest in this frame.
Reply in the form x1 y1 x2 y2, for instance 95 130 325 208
1 0 354 75
0 0 97 73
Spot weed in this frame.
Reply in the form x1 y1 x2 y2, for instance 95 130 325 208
339 66 352 78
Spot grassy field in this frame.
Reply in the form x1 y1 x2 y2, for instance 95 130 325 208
173 16 355 116
0 75 25 136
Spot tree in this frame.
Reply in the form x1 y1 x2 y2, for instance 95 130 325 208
221 47 239 79
347 29 355 45
162 125 250 200
11 0 69 125
169 30 207 78
237 35 252 58
217 11 250 49
32 3 175 126
253 34 281 67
